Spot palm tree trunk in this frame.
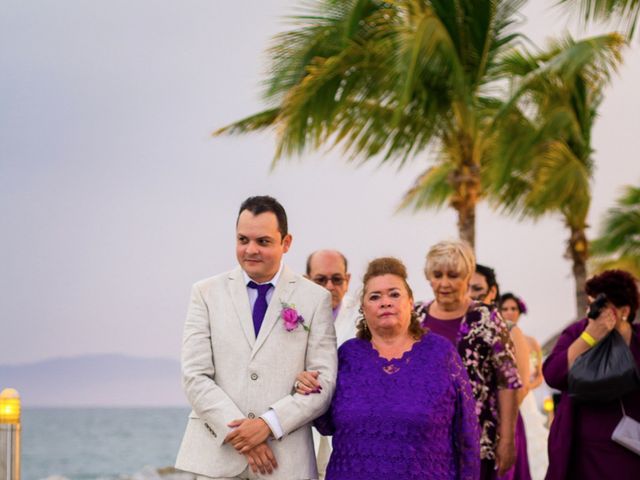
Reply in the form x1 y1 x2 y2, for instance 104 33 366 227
568 225 589 317
457 201 476 249
449 135 480 250
543 226 589 353
453 168 480 249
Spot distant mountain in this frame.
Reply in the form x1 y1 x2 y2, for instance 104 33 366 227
0 354 188 407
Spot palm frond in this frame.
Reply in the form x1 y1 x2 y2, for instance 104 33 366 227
556 0 640 40
590 184 640 259
495 33 625 123
263 0 384 103
620 184 640 205
213 108 281 136
528 141 591 221
590 255 640 278
398 162 455 212
394 3 463 117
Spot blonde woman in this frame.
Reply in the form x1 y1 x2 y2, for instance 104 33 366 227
415 240 522 479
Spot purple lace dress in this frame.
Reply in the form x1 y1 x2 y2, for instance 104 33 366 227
315 334 480 480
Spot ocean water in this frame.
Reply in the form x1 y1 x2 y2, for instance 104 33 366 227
21 407 190 480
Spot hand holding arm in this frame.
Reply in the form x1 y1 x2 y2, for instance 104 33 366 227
294 370 321 395
269 292 337 436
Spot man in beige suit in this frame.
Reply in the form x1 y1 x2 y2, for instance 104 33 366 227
175 196 337 480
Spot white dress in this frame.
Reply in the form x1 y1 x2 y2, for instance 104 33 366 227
520 353 549 480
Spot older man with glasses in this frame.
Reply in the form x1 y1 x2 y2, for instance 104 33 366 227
305 249 359 480
305 249 359 346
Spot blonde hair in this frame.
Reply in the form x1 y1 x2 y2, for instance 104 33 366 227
424 240 476 281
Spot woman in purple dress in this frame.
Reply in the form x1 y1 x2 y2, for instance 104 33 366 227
500 293 548 480
543 269 640 480
295 257 480 479
414 240 522 479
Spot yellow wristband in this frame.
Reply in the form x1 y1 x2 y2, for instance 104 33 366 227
580 331 598 347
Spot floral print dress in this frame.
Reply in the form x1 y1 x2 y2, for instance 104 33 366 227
416 301 522 460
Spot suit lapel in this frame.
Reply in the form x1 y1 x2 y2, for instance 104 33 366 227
228 267 256 348
251 266 297 359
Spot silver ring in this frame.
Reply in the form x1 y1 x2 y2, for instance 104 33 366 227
294 380 301 390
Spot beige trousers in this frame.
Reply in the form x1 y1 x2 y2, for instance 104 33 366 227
316 435 331 480
195 467 257 480
196 470 313 480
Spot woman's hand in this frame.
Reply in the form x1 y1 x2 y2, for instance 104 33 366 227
495 435 516 476
585 306 616 341
294 370 321 395
568 306 618 369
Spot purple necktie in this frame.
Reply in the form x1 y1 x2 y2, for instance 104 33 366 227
248 281 272 336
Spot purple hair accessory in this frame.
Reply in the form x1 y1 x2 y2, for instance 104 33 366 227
517 297 528 315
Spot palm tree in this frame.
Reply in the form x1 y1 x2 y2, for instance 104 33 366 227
590 184 640 277
487 33 625 316
556 0 640 40
215 0 528 248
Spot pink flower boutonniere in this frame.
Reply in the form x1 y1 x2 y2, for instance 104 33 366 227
279 302 308 332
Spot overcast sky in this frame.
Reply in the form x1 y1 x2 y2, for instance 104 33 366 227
1 1 638 365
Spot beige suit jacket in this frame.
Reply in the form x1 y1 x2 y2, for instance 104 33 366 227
175 266 337 479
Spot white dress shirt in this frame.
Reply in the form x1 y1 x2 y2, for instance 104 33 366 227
241 262 285 439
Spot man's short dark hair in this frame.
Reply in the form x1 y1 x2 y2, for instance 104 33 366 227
306 250 348 276
476 263 500 299
237 196 288 239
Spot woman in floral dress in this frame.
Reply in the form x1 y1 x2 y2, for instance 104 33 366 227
415 240 522 480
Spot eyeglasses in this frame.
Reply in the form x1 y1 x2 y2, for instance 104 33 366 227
312 275 346 286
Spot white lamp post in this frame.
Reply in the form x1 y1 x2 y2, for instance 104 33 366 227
0 388 21 480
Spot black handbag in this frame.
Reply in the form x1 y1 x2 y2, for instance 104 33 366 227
568 329 640 402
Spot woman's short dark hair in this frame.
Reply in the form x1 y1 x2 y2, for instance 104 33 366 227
585 269 639 322
237 195 288 239
499 292 527 315
356 257 425 340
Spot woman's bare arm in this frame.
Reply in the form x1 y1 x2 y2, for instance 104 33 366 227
510 325 530 405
